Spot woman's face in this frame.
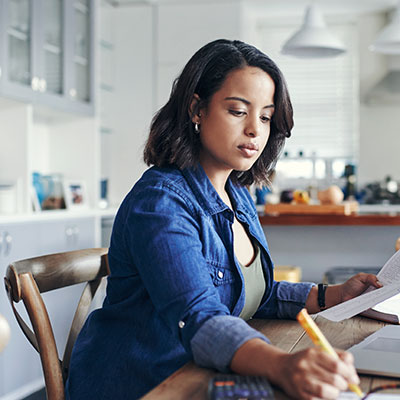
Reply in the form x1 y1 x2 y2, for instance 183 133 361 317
196 66 275 178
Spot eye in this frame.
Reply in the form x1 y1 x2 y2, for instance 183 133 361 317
260 115 271 123
229 109 246 117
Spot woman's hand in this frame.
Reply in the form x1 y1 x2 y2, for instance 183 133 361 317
340 273 382 303
276 348 360 400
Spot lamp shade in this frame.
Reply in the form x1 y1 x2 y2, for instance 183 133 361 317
370 2 400 54
281 4 346 58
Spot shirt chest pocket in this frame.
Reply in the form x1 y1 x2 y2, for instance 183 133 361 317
206 262 238 309
206 263 235 286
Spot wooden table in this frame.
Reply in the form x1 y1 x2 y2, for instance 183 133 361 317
142 316 400 399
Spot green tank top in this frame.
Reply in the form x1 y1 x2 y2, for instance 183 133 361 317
238 246 266 321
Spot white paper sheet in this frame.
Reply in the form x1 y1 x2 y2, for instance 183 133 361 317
338 392 400 399
318 250 400 322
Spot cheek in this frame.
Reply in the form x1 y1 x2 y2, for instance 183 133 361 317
261 128 271 149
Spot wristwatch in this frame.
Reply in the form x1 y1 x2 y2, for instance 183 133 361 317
318 283 328 310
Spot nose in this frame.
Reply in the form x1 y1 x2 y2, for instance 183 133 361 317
244 115 260 138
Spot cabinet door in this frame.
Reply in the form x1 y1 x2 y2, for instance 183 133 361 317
0 223 43 398
37 217 97 389
39 217 96 254
1 0 39 102
0 218 96 397
64 0 95 115
32 0 68 111
0 0 4 91
0 0 95 115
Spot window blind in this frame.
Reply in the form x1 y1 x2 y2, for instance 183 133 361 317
257 22 359 159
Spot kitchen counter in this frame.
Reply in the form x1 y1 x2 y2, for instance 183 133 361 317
260 213 400 226
257 205 400 282
258 204 400 226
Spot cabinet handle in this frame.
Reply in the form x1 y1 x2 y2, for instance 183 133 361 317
4 232 12 257
0 233 3 256
65 227 73 237
73 226 79 245
0 67 2 79
31 76 40 91
39 79 47 93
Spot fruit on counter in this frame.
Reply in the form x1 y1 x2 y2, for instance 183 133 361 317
280 189 294 203
317 185 344 205
293 190 310 204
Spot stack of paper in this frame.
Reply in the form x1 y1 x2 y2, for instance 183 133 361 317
318 250 400 323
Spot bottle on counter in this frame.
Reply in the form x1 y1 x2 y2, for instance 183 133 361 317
343 164 357 201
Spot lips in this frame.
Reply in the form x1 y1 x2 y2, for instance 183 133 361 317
238 143 259 151
237 143 259 158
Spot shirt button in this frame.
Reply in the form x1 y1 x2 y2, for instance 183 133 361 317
218 270 224 279
178 320 185 328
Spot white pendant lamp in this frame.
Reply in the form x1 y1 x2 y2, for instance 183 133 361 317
281 4 346 58
370 1 400 55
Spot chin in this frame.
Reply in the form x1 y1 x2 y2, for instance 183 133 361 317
234 161 256 172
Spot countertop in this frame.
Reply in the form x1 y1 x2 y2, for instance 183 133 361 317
258 204 400 226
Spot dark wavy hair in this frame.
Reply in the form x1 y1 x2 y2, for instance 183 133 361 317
144 39 293 186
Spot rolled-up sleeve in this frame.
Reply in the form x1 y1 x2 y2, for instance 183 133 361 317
255 280 316 319
125 182 269 372
190 315 270 372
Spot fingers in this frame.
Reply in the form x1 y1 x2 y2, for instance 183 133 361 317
355 273 382 288
336 350 360 385
281 348 360 400
303 377 342 400
315 350 359 386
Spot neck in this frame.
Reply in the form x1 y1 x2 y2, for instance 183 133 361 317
200 163 232 206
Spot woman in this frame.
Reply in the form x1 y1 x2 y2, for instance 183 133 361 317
66 39 381 400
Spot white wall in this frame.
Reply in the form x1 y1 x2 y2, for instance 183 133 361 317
156 0 243 108
358 12 400 185
103 5 154 207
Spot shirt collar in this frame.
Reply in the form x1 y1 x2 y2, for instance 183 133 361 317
181 164 252 217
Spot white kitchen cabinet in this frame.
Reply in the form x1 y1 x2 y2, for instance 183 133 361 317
0 223 45 399
0 0 99 218
39 217 96 253
0 217 95 400
0 0 95 116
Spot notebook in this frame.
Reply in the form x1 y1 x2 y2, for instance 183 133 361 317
348 325 400 378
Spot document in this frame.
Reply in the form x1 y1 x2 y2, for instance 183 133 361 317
318 250 400 322
339 393 400 399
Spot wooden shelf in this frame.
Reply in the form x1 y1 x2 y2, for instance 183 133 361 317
259 213 400 226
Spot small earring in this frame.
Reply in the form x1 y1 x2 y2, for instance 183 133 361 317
194 123 200 133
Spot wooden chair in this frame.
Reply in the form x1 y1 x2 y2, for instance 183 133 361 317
4 248 109 400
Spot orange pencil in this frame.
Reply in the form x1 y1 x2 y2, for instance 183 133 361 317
297 308 363 398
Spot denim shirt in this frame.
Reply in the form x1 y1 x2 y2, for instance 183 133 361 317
66 164 314 400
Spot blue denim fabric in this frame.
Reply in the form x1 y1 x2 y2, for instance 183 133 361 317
65 164 314 400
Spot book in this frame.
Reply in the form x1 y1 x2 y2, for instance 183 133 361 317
318 250 400 322
363 249 400 324
362 293 400 324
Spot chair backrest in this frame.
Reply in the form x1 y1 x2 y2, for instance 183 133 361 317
4 248 109 400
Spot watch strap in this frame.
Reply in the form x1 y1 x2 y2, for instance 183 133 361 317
318 283 328 310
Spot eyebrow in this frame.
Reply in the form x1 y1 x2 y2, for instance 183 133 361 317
224 96 274 109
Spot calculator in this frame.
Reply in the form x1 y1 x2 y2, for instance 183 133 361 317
208 374 275 400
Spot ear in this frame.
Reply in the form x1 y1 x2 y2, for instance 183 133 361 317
189 94 201 123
